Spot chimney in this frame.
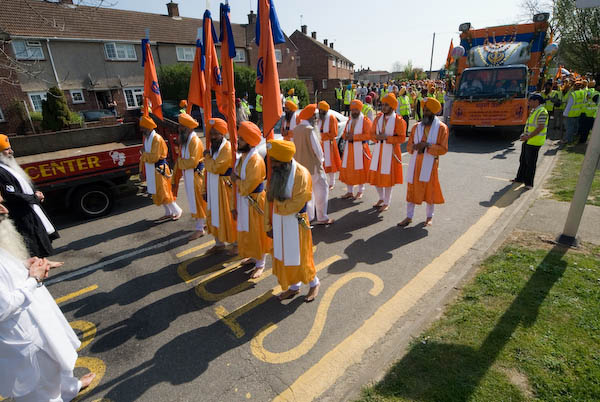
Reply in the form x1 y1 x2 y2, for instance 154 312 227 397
330 42 334 49
301 25 307 35
323 39 328 46
311 31 317 40
166 1 179 17
248 10 256 25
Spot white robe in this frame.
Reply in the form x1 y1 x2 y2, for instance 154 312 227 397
181 131 199 215
0 248 80 398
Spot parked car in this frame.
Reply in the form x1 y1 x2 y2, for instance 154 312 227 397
162 100 225 128
80 109 122 123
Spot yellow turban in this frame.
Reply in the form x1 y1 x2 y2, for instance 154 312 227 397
238 121 262 147
288 88 295 95
0 134 10 152
267 139 295 163
140 115 157 130
178 112 199 129
285 100 298 112
179 99 187 108
382 93 398 110
399 87 406 96
422 97 441 114
352 84 356 89
350 99 363 111
298 104 317 121
318 101 330 112
207 118 228 135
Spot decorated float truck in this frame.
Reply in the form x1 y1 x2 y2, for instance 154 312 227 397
450 13 555 134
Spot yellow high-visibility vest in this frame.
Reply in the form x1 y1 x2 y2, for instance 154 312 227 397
526 105 548 146
398 95 411 116
335 87 343 100
344 89 352 105
256 94 263 112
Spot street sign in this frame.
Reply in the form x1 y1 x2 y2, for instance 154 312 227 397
576 0 600 8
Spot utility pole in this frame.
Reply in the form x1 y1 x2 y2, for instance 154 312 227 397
429 32 436 79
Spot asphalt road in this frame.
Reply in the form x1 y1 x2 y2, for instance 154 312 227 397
38 123 559 402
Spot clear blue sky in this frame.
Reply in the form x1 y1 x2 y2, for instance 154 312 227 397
112 0 535 71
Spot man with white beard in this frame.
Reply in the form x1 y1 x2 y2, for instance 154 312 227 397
0 134 58 257
0 193 96 401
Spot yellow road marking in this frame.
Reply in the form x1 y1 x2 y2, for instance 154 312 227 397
176 240 215 258
54 284 98 304
177 250 237 284
216 255 342 339
251 272 383 364
70 321 97 352
273 184 525 402
485 175 512 182
72 357 106 401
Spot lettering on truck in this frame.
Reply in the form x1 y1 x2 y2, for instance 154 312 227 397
25 156 102 180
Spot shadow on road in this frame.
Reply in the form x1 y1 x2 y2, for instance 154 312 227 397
366 246 567 401
312 207 384 245
449 129 517 155
479 183 526 208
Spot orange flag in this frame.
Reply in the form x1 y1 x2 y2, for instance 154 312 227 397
141 39 163 120
203 10 227 123
187 38 207 115
255 0 285 139
555 64 563 81
445 39 454 69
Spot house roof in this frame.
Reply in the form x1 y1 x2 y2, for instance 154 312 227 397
291 30 354 65
0 0 249 46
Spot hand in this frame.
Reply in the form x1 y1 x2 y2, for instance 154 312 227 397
377 134 387 141
35 191 45 202
27 258 49 281
231 209 238 220
346 134 354 142
230 171 240 182
520 134 528 142
203 150 211 157
46 260 64 269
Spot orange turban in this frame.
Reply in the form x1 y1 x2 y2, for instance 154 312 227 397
318 101 330 112
285 100 298 112
0 134 10 151
238 121 262 147
350 99 363 111
382 93 398 110
179 99 187 108
267 139 295 162
140 115 157 130
178 112 199 129
207 118 228 135
298 104 317 121
422 97 441 114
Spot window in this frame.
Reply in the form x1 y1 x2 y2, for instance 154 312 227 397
233 48 246 62
70 89 85 104
123 87 144 109
322 79 327 90
0 107 5 122
104 43 137 61
12 40 44 60
176 46 195 62
332 58 336 67
28 92 47 112
296 55 301 66
274 49 282 63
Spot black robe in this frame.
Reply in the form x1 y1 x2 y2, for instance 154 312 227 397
0 164 59 257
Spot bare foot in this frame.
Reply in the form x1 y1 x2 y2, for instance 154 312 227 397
354 192 363 200
155 215 172 223
228 245 238 255
378 205 389 212
171 210 183 221
205 245 226 255
188 230 205 241
373 200 384 208
315 218 335 225
341 192 354 199
329 185 334 190
397 218 412 227
240 258 253 266
278 289 300 301
425 217 433 226
305 283 320 302
80 372 96 390
250 266 264 279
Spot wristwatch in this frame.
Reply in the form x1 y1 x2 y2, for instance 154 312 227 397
30 274 44 287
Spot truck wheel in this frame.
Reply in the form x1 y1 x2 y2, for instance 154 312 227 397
74 185 113 218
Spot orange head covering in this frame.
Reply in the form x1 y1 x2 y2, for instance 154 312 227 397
238 121 262 147
267 139 295 163
0 134 10 152
287 88 295 95
285 100 298 112
207 118 228 135
350 99 363 111
178 112 199 129
318 101 330 112
298 104 317 121
179 99 187 108
140 115 157 130
382 93 398 110
422 97 442 114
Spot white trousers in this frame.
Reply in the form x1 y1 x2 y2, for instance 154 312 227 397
307 170 329 222
195 218 206 231
290 276 320 291
375 187 393 205
164 202 182 217
16 351 81 402
253 254 267 268
407 202 435 219
346 184 365 194
327 172 336 187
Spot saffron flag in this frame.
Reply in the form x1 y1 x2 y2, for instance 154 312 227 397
255 0 285 139
445 39 454 69
187 38 207 115
555 64 563 81
203 10 226 124
142 39 163 120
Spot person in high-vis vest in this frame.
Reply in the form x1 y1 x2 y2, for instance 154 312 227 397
513 93 548 189
285 88 299 106
343 85 353 116
562 80 585 144
179 99 187 115
435 86 445 116
362 95 375 121
255 93 263 128
335 83 343 112
580 80 599 144
397 87 412 134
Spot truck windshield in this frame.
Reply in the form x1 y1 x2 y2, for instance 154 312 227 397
457 67 527 99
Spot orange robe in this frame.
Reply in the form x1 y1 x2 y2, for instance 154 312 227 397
281 113 299 141
234 151 272 260
339 116 372 185
174 133 207 219
406 122 448 204
265 163 315 291
204 140 237 243
139 133 175 206
368 113 406 187
319 114 342 173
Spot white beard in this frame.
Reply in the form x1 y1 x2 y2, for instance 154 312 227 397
0 216 29 261
0 154 33 187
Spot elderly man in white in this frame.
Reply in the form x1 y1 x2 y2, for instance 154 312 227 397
0 193 95 401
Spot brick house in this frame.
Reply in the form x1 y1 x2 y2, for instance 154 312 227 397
290 25 354 106
0 0 299 134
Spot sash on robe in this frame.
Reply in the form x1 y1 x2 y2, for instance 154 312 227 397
206 139 227 228
318 112 333 167
143 131 157 194
182 132 198 214
341 114 365 170
0 164 55 235
235 147 259 232
272 160 301 266
370 112 397 175
407 117 440 184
